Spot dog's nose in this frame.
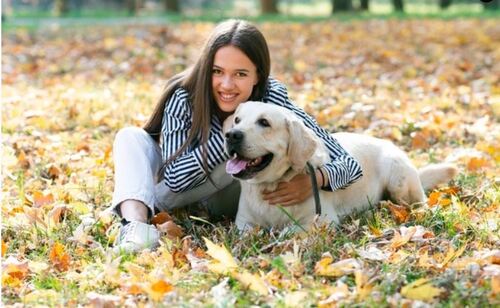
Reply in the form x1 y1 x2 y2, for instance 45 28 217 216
225 129 244 145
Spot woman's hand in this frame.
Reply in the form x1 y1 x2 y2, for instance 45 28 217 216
262 170 325 206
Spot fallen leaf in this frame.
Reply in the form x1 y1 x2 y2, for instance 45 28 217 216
232 270 268 295
401 278 443 302
147 279 173 301
156 220 183 240
390 227 416 249
314 255 361 277
204 237 238 274
49 242 71 272
467 157 489 171
383 201 410 223
151 212 173 226
2 241 7 257
33 191 54 207
87 292 121 308
355 270 373 300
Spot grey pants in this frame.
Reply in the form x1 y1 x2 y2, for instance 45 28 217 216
111 127 240 218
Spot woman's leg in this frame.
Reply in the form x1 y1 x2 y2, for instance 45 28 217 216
111 127 162 253
111 126 162 220
154 162 239 217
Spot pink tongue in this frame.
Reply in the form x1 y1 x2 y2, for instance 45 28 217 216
226 159 248 174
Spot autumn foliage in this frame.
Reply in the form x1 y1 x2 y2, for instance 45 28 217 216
2 20 499 306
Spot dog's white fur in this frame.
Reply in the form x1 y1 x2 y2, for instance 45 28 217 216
223 101 458 230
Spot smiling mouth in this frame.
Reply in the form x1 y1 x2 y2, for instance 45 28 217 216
218 92 238 102
226 153 274 179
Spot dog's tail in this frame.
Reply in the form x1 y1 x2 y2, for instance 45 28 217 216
418 163 459 190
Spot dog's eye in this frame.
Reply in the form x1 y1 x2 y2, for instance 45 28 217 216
257 118 270 127
234 117 240 124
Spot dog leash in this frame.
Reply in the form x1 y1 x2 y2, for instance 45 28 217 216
306 162 322 215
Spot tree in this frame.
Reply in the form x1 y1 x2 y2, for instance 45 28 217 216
393 0 404 12
261 0 279 14
54 0 69 16
440 0 453 9
126 0 143 16
332 0 353 13
360 0 370 11
164 0 180 13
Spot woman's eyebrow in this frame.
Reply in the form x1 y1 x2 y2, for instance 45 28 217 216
213 65 250 73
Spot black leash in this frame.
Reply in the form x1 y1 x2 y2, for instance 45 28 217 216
306 162 322 215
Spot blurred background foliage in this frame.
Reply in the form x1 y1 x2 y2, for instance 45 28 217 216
1 0 498 20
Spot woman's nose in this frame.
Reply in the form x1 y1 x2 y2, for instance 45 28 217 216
221 75 234 89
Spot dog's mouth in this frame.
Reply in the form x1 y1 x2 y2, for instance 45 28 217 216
226 153 274 179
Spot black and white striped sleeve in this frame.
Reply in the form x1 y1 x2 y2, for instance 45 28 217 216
264 79 363 191
161 88 228 193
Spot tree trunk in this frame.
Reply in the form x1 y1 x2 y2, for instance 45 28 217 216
53 0 69 16
164 0 180 13
360 0 369 11
260 0 279 14
483 0 499 11
126 0 142 16
439 0 452 9
332 0 353 13
393 0 404 12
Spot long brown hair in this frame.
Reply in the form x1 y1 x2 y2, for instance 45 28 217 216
144 19 271 175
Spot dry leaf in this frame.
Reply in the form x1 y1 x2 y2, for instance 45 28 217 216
147 279 173 301
390 227 416 249
232 270 268 295
383 201 410 223
2 240 7 257
156 220 183 240
401 278 443 302
467 157 489 171
204 237 238 274
314 256 361 277
87 292 121 308
49 242 71 272
33 191 54 207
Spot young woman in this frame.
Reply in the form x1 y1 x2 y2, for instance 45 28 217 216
111 19 363 253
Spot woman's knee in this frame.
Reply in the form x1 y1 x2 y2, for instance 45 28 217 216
114 127 150 148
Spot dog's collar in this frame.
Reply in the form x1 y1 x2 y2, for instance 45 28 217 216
306 162 322 216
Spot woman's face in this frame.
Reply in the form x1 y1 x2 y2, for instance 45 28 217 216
212 45 259 113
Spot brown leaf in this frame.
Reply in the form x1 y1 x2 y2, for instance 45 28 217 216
156 220 183 240
33 191 54 208
151 212 173 226
383 201 410 224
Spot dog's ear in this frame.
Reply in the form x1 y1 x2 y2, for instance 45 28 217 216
223 114 235 134
286 117 317 172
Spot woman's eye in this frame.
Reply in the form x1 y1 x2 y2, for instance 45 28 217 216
236 72 247 77
212 68 222 75
257 118 270 127
234 117 240 124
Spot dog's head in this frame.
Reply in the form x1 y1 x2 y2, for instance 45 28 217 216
223 101 319 183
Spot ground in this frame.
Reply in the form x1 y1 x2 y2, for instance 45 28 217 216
1 19 499 306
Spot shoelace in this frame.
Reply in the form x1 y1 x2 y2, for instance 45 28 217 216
117 220 136 244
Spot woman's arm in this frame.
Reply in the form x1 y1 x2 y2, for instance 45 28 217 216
161 88 228 192
264 79 363 191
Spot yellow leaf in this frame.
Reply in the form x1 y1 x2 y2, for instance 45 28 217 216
401 278 443 302
467 157 489 172
428 191 441 207
33 191 54 207
314 256 361 277
2 240 7 257
355 270 373 300
232 270 268 295
440 244 467 268
492 275 500 296
49 242 71 272
148 279 173 301
390 227 416 249
411 132 430 150
203 237 238 273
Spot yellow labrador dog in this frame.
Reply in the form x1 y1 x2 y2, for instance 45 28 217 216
223 101 458 231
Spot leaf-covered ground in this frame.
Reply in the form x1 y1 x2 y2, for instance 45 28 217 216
2 20 499 306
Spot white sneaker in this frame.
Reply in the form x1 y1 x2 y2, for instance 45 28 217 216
113 220 160 253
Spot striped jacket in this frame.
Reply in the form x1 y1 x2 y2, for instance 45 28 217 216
161 78 363 193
